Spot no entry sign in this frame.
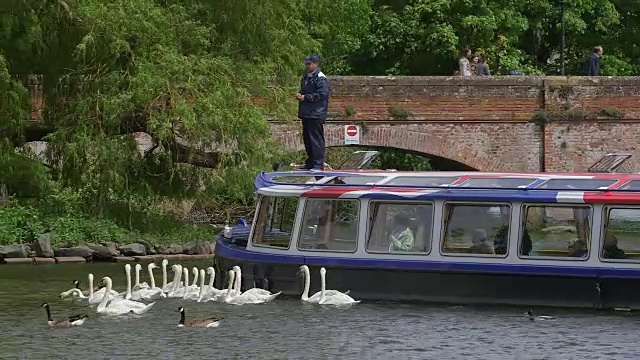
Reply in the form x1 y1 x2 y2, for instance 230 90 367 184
344 125 360 145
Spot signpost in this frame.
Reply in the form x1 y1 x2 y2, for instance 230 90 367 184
344 125 360 145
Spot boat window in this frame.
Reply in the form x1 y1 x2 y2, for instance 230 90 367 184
366 202 433 254
298 198 359 252
458 177 537 188
519 205 591 259
441 203 511 257
250 196 299 249
535 179 617 190
384 176 458 186
601 207 640 261
331 176 386 185
271 175 318 184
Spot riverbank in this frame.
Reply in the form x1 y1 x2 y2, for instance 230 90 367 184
0 232 218 264
2 253 216 264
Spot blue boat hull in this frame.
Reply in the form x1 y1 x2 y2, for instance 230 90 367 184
214 239 640 310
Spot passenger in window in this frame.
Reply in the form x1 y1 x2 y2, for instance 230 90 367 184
469 229 495 254
388 214 415 251
494 225 508 255
567 239 588 257
603 233 626 259
521 228 532 256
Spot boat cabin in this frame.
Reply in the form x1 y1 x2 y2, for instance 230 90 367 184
242 168 640 267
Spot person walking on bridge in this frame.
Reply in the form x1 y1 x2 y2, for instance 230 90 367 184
296 54 330 170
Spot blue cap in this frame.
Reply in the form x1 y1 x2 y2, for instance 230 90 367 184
304 54 321 64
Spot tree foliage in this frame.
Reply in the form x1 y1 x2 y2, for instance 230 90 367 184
1 0 639 244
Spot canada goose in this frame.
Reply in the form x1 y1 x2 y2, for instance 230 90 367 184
41 302 88 328
177 307 223 328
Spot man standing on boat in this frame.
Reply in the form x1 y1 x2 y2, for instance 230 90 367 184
296 54 330 170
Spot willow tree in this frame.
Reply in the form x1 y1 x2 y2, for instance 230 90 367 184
1 0 317 214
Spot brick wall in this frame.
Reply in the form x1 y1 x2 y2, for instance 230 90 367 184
276 76 640 172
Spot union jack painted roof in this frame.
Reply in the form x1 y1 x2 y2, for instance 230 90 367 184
254 170 640 205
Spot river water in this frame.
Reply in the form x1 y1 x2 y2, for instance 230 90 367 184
1 261 638 360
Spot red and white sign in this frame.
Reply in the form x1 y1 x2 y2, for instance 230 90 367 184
344 125 360 145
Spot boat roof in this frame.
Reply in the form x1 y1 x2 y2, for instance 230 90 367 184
254 170 640 204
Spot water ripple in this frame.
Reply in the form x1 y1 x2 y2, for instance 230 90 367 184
0 262 638 359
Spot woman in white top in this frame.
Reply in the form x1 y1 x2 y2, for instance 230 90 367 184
459 48 472 76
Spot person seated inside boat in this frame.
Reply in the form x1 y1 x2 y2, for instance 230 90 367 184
602 233 626 259
494 224 532 256
469 229 495 254
388 214 415 251
567 239 588 258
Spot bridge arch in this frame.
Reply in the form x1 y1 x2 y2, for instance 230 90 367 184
271 123 504 172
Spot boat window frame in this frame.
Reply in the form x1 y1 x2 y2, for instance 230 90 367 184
439 201 512 259
517 203 593 262
296 197 360 254
599 205 640 263
364 200 435 256
250 195 300 250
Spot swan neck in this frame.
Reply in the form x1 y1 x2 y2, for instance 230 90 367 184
125 268 132 299
135 267 141 286
198 272 205 300
148 267 156 288
234 268 241 296
192 269 198 286
162 264 168 288
184 271 189 288
89 274 94 298
98 279 111 309
320 271 326 301
225 273 235 301
208 269 215 288
171 269 182 293
302 267 311 299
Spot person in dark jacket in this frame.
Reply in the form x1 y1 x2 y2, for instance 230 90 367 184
296 54 330 170
586 46 603 76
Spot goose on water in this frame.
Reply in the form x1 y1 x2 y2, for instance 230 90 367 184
177 307 223 328
41 302 88 328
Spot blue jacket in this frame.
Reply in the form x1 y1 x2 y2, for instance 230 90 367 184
298 68 330 120
586 53 600 76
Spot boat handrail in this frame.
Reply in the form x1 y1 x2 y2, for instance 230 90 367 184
256 171 640 193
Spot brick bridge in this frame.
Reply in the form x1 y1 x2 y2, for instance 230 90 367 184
271 76 640 172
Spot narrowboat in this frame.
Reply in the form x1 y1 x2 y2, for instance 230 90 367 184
214 153 640 309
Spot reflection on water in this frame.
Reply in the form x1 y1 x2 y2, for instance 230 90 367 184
0 262 638 359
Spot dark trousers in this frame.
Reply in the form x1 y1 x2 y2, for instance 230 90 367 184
301 118 325 169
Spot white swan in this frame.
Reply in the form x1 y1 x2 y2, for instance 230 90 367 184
298 265 350 303
183 267 202 301
60 280 84 298
96 277 155 315
198 267 224 302
317 267 360 306
224 266 281 305
233 266 281 300
88 273 121 306
181 267 200 299
130 263 166 301
133 264 150 291
221 270 238 303
161 259 174 292
167 265 185 298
